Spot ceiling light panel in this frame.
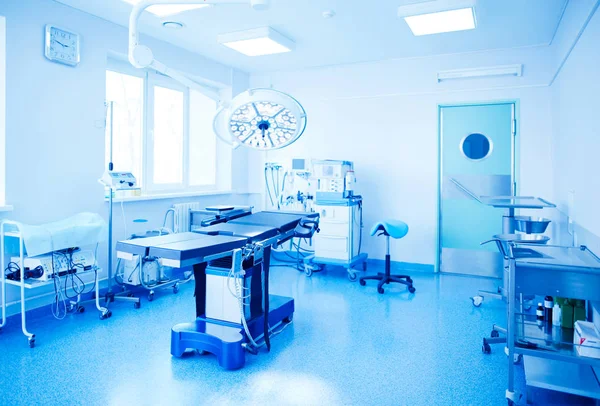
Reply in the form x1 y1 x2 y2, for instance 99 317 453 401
398 0 476 36
218 27 295 56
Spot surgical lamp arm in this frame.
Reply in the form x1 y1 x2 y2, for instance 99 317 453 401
128 0 269 132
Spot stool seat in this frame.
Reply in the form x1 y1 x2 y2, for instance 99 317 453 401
371 220 409 239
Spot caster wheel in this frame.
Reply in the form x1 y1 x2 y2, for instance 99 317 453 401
77 306 85 314
507 400 515 406
347 272 358 282
173 285 179 294
359 279 366 286
408 286 416 294
483 342 491 354
471 295 484 307
304 266 313 277
491 330 500 338
514 354 522 364
283 315 293 323
28 339 35 348
99 310 112 320
377 287 385 294
148 292 154 302
134 302 141 309
407 277 413 283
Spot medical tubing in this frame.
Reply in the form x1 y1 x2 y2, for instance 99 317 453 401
236 270 261 349
264 168 275 206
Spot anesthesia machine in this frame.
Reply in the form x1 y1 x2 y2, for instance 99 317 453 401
304 160 368 281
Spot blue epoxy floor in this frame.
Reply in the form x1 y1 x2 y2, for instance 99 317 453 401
0 264 593 406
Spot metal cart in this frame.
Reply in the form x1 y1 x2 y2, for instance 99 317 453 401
505 244 600 405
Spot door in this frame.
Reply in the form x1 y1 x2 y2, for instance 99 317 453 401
439 103 515 277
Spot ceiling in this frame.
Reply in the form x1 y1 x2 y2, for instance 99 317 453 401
54 0 568 73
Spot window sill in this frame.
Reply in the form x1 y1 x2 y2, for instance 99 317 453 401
105 190 236 203
0 205 14 212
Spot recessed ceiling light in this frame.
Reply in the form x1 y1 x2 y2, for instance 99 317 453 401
123 0 210 17
162 21 184 30
398 0 476 36
218 27 295 57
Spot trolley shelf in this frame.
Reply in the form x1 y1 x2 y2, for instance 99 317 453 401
524 356 600 400
3 268 100 290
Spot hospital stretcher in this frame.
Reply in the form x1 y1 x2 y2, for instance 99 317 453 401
116 210 319 369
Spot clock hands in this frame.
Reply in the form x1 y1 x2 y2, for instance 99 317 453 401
55 40 69 48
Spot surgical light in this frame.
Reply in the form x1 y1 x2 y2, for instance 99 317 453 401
218 27 295 56
213 89 307 150
123 0 209 17
398 0 476 36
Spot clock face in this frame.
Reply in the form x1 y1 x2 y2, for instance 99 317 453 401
45 25 80 66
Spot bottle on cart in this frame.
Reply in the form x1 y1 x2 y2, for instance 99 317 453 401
552 303 562 326
536 303 544 327
544 296 554 326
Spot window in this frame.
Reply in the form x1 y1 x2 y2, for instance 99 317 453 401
105 63 219 195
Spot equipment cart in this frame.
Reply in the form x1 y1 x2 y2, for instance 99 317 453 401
505 244 600 405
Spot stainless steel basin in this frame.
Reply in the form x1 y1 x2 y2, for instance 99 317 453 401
514 216 551 234
493 234 550 244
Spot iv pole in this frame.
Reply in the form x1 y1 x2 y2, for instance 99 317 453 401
101 101 141 317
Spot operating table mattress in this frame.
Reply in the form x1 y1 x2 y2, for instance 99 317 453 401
117 232 247 262
229 211 318 233
194 223 278 241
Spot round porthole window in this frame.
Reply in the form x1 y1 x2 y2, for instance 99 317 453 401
461 133 492 161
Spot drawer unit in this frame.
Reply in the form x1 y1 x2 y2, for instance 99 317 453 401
318 221 349 237
314 235 349 260
316 205 350 223
314 202 361 262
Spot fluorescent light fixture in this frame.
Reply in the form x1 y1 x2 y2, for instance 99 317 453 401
123 0 210 17
437 64 523 82
218 27 295 56
398 0 476 36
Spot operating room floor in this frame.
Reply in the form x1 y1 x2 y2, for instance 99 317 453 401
0 264 593 406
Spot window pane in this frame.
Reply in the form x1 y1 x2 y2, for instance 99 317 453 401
153 86 184 185
189 90 217 186
105 71 144 183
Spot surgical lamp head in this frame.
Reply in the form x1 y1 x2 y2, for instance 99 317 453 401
213 88 307 150
250 0 270 11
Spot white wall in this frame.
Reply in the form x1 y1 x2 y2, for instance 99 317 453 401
0 16 5 207
550 2 600 249
250 46 556 266
0 0 251 315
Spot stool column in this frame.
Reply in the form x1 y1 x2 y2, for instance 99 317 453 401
385 235 391 277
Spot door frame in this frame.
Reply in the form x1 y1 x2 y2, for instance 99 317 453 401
435 100 519 273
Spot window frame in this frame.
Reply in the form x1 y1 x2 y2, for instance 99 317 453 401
106 60 220 197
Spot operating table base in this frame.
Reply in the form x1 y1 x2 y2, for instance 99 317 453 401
171 295 294 370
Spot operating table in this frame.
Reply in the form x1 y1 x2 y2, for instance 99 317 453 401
116 209 319 369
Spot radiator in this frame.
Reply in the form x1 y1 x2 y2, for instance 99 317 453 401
172 202 203 233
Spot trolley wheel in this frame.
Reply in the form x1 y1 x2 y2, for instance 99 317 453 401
28 338 35 348
491 330 500 338
514 354 522 364
148 292 155 302
471 295 484 307
359 279 366 286
134 302 141 309
173 285 179 294
77 306 85 314
483 342 491 354
377 287 385 294
283 315 293 323
99 310 112 320
408 286 416 294
507 400 515 406
347 272 358 282
304 266 313 277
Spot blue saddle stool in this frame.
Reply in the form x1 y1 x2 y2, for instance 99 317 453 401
359 220 416 294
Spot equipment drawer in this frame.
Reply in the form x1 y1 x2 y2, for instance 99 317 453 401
316 205 350 223
317 221 349 237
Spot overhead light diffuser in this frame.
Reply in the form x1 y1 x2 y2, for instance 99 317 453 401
123 0 209 17
437 64 523 82
218 27 295 56
398 0 476 36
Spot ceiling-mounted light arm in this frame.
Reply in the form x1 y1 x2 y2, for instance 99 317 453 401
128 0 270 92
